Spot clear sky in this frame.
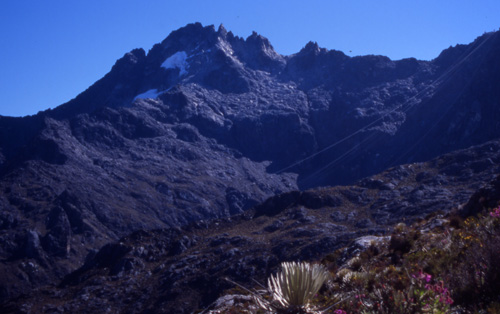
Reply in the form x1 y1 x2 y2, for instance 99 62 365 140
1 0 499 117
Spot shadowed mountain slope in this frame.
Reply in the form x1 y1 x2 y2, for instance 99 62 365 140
1 23 500 303
4 139 500 313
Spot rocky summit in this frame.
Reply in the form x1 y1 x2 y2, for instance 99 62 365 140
0 23 500 311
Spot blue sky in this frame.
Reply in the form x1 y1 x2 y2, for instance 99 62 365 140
1 1 499 117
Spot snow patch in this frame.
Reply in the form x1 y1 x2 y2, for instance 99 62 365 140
161 51 189 76
133 87 175 101
133 89 160 101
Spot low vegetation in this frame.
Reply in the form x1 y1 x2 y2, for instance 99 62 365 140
254 261 331 313
223 204 500 313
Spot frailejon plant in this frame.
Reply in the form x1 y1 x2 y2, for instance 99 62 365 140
254 261 331 313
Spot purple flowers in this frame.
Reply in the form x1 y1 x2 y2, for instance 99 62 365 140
425 274 431 283
425 281 454 305
490 206 500 218
412 269 432 283
334 310 347 314
413 270 454 306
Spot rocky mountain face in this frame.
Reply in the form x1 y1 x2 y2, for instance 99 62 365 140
1 22 500 308
4 139 500 313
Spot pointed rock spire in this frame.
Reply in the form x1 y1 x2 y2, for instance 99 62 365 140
218 23 228 37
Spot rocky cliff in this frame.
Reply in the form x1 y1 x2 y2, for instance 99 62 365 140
1 23 500 306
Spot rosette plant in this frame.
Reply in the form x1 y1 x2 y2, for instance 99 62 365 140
255 261 330 313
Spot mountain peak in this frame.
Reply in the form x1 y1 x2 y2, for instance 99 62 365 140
217 23 227 36
158 22 218 51
114 48 146 68
301 41 321 54
246 31 272 48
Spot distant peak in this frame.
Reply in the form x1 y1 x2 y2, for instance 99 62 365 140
184 22 206 31
171 22 208 36
246 31 272 48
124 49 146 64
247 31 266 40
303 41 320 53
112 48 146 70
160 22 218 47
217 23 227 35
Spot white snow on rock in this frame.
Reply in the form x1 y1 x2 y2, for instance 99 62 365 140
161 51 189 76
133 89 160 101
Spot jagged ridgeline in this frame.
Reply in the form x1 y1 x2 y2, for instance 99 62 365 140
1 23 500 312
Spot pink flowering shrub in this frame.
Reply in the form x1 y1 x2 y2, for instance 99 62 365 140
228 204 500 313
316 205 500 313
424 281 453 306
412 269 431 283
490 205 500 218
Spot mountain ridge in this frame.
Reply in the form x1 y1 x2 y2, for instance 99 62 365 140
1 23 500 306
